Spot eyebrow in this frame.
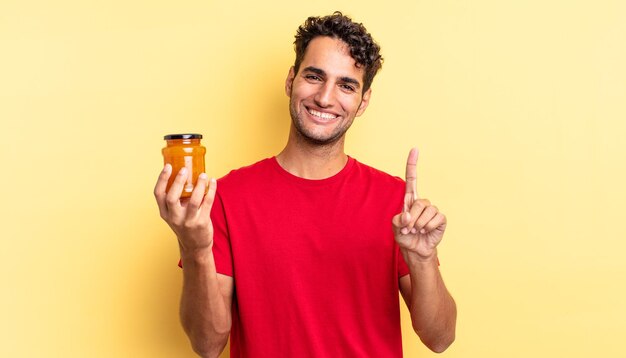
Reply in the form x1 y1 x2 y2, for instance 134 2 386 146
302 66 362 89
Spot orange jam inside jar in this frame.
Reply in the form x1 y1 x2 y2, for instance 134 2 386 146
162 134 206 198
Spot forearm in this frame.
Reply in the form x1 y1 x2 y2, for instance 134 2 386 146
180 247 231 358
403 249 456 353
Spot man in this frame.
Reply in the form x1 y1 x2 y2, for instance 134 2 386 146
154 12 456 358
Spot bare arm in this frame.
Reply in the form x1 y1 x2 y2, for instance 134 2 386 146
393 148 457 352
399 254 456 353
155 164 233 357
180 250 233 357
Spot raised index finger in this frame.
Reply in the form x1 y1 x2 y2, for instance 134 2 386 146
405 147 419 202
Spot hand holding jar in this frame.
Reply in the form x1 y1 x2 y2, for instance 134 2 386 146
154 134 217 253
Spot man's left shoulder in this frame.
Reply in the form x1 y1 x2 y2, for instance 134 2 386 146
351 157 405 187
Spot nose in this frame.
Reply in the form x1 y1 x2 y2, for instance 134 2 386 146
314 82 334 108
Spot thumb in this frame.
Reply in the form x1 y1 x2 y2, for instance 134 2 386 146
392 211 412 229
401 211 411 226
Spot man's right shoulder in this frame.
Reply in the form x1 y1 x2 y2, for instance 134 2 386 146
217 157 275 189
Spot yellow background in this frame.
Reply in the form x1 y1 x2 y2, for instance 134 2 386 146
2 1 625 357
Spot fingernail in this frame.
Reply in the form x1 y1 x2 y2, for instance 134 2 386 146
401 228 408 235
199 173 208 180
164 163 172 172
420 229 426 234
411 228 417 234
210 178 216 184
179 167 187 175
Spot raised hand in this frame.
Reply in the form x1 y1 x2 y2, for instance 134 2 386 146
392 148 447 260
154 164 217 253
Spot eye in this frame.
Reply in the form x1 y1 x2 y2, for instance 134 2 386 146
305 74 322 81
340 84 356 92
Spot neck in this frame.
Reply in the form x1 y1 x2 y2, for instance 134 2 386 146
276 126 348 180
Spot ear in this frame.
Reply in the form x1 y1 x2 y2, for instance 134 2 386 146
356 88 372 117
285 66 296 97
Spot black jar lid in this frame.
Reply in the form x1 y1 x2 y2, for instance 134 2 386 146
164 133 203 140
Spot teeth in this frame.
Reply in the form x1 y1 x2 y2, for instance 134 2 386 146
308 108 337 119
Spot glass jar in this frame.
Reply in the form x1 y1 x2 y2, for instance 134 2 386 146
162 133 206 198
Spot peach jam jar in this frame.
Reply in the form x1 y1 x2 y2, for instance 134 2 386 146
162 134 206 198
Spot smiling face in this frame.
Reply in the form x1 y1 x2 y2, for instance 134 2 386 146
285 36 371 146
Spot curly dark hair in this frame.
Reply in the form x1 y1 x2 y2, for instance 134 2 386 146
293 11 383 93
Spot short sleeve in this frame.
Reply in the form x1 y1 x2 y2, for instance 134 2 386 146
210 190 234 276
397 244 410 278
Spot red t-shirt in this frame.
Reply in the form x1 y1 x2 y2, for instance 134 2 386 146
209 157 409 357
